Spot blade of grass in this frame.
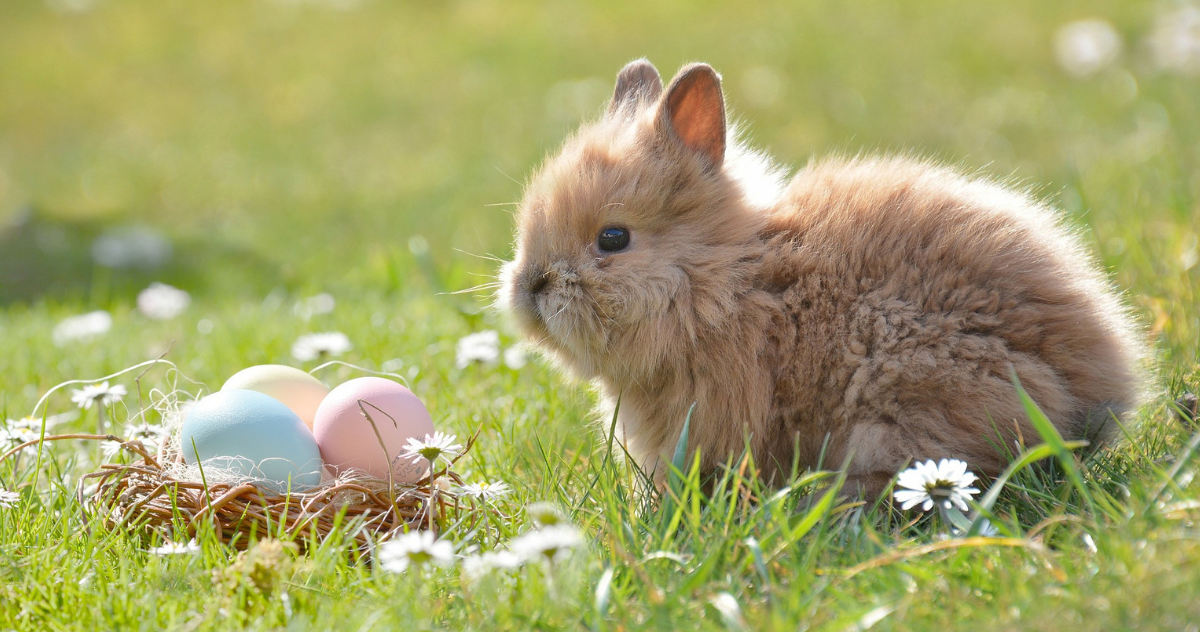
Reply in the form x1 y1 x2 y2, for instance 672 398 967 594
576 395 622 512
966 442 1084 535
1011 369 1096 515
657 403 695 529
672 403 696 475
768 467 847 561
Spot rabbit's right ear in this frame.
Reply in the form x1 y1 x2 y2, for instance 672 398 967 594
607 59 663 116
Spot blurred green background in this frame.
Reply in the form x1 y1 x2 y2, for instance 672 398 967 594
5 5 1200 629
0 0 1197 372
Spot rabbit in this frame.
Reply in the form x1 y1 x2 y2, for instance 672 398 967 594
498 59 1144 498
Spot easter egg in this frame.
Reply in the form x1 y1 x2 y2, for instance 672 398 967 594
221 365 330 429
181 389 323 492
313 377 434 482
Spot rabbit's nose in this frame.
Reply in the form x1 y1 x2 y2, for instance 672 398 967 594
527 269 551 295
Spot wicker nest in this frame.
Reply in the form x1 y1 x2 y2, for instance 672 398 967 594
3 433 474 550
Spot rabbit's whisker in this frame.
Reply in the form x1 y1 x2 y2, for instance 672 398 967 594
441 282 504 297
453 248 509 264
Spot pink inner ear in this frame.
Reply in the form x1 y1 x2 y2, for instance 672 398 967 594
666 70 726 168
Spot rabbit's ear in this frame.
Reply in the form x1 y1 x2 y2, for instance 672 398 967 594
608 59 663 116
660 63 726 169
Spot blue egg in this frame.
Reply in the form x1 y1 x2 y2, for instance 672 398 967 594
182 389 323 492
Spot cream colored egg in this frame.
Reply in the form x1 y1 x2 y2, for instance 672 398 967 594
221 365 330 429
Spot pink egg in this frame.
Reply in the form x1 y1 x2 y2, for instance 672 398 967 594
312 377 434 482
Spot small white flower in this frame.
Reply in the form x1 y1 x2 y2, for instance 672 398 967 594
377 530 455 573
70 382 127 410
708 592 746 631
1 419 40 445
101 441 123 459
455 330 500 369
972 518 1000 537
456 480 511 502
461 550 523 582
0 428 32 446
52 311 112 346
293 293 336 319
1149 6 1200 74
137 283 191 320
0 414 73 447
952 517 1000 538
893 458 980 512
526 501 564 527
1054 19 1122 77
399 431 463 465
291 332 352 361
503 345 528 370
0 489 19 509
149 539 200 555
9 412 73 434
45 0 98 15
511 524 584 564
91 226 171 269
125 421 168 442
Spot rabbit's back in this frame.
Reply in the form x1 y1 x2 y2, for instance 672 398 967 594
751 156 1141 489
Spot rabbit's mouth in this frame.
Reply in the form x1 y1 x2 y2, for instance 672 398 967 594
499 258 609 368
530 279 592 344
499 259 569 338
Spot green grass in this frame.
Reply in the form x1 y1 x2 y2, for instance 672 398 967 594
2 0 1200 630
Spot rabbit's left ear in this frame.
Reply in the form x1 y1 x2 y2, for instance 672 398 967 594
659 63 726 169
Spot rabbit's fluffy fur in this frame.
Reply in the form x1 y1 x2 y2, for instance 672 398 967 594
500 60 1142 496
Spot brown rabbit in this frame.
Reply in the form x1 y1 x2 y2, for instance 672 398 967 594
499 59 1143 496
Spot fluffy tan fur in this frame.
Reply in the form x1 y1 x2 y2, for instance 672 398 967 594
499 60 1143 496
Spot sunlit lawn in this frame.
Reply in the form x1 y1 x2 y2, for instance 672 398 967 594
1 0 1199 630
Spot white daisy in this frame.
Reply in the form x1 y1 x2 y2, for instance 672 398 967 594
461 550 523 582
952 518 1000 538
149 539 200 555
0 423 39 446
893 458 980 512
526 501 564 527
70 382 127 410
455 330 500 369
0 413 73 448
511 524 583 564
708 592 746 631
8 412 73 435
0 428 27 445
91 226 171 269
975 519 1000 537
0 489 19 509
101 441 123 459
377 530 455 573
399 431 463 465
293 293 336 320
125 421 168 442
291 332 353 361
1149 6 1200 73
456 480 511 502
503 345 528 370
137 283 191 320
52 311 112 346
107 427 163 458
1054 19 1122 78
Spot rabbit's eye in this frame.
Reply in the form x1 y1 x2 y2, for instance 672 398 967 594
597 227 630 253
